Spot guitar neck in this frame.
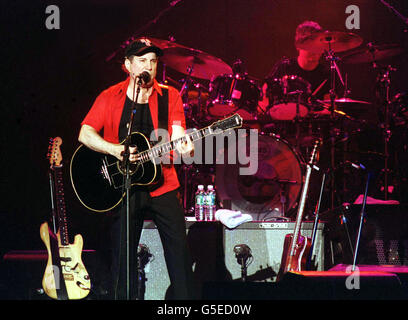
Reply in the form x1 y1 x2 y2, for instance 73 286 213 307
137 126 215 164
290 164 313 255
51 165 70 246
289 141 319 256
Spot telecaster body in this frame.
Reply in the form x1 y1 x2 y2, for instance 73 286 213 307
40 222 90 300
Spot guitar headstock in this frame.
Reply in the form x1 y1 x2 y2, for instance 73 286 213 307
210 113 243 133
47 137 63 167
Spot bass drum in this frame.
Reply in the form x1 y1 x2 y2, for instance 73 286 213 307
216 132 304 219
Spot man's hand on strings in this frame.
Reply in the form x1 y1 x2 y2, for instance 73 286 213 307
118 145 140 162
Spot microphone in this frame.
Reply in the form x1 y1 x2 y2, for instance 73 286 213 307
137 71 151 84
346 160 366 170
233 244 252 259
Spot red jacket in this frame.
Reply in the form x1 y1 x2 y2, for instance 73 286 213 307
81 77 186 197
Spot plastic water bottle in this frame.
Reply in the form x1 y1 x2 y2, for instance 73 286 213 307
206 185 217 221
195 185 205 221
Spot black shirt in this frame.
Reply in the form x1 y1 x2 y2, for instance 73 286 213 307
119 96 154 142
266 57 331 100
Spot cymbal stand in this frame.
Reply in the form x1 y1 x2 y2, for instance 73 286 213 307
325 47 340 210
375 63 395 200
179 65 194 104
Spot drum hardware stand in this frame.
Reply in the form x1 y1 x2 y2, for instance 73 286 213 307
286 89 304 153
179 66 194 104
278 181 290 217
324 44 345 210
374 62 396 200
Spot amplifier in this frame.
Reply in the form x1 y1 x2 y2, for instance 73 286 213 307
139 219 326 299
223 221 326 282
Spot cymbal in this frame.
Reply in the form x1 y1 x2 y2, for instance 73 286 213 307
341 43 404 64
296 30 363 53
160 46 232 80
144 37 189 50
322 97 371 105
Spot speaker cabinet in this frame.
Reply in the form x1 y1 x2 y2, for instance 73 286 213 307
223 221 326 282
138 220 225 300
139 220 326 299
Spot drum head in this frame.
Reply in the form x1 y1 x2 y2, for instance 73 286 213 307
216 132 303 218
208 74 260 120
266 75 311 120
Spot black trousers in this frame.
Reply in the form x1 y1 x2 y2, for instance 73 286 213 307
110 188 194 300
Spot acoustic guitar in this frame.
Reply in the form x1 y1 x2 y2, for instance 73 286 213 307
40 137 91 299
70 113 243 213
276 139 320 281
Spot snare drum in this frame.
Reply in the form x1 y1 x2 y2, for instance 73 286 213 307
265 75 312 120
207 74 260 120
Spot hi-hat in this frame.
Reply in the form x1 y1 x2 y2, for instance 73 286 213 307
160 46 232 80
296 30 363 53
341 43 404 64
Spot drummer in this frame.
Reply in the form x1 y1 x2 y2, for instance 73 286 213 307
259 21 331 115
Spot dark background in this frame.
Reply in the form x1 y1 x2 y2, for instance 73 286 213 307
1 0 408 288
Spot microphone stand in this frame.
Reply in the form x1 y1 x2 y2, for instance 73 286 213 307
121 76 142 300
379 0 408 27
105 0 185 62
352 172 371 272
306 172 326 270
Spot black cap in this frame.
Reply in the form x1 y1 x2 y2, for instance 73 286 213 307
124 38 163 58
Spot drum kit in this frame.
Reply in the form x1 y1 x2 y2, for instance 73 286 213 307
146 31 407 219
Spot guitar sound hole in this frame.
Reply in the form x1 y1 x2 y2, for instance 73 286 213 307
118 162 141 176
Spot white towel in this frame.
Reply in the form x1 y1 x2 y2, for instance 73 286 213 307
353 194 400 205
215 209 253 229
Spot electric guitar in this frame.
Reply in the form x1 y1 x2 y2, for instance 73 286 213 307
40 137 91 299
70 113 243 213
276 139 320 281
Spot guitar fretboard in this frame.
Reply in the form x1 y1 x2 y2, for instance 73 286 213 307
52 166 69 246
137 126 215 163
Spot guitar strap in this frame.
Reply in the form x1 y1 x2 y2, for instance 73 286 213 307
157 87 169 135
147 87 168 191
